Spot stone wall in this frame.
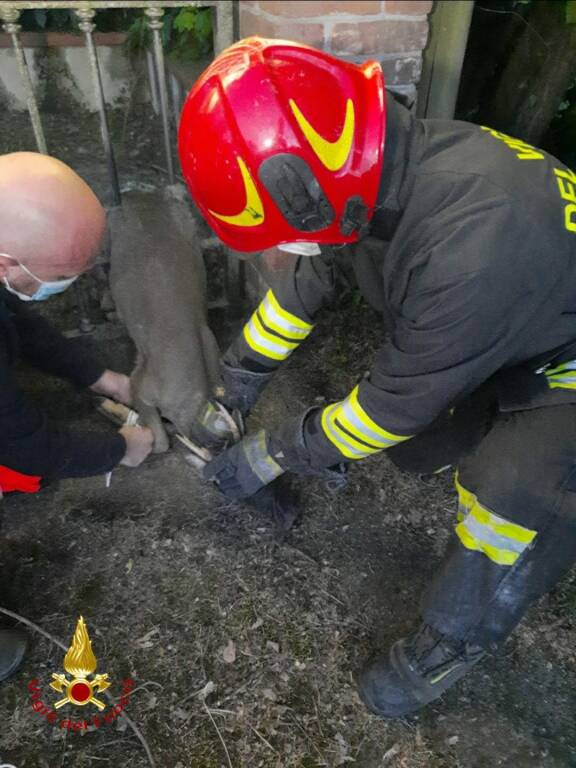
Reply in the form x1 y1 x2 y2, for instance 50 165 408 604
239 0 433 103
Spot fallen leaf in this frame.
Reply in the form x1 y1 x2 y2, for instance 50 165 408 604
222 639 236 664
383 744 400 763
266 640 280 654
196 680 216 701
135 627 160 648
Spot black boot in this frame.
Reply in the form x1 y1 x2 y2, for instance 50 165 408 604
357 623 486 718
0 629 28 682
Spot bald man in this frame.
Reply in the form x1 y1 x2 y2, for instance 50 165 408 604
0 153 153 681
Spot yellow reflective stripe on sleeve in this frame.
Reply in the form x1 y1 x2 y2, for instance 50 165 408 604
260 294 310 340
243 318 292 361
345 386 410 446
454 474 537 566
321 387 412 460
266 290 313 334
544 359 576 390
549 380 576 390
321 404 370 459
242 291 313 363
252 311 299 353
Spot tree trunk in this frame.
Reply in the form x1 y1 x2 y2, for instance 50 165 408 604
486 0 576 145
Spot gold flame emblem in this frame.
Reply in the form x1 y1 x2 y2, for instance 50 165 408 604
50 616 110 710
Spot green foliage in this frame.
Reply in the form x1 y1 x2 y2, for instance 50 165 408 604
21 9 78 32
169 7 213 61
21 8 136 34
566 0 576 24
125 7 213 61
125 15 151 52
20 6 213 61
173 8 198 33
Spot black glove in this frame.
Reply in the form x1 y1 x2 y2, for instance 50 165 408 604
268 409 348 490
220 360 275 417
203 430 284 500
204 412 348 501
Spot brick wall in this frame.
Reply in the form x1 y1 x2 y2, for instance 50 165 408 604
239 0 433 103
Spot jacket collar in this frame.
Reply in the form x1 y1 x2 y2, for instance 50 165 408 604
369 92 417 242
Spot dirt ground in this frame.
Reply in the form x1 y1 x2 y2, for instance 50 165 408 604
1 109 576 768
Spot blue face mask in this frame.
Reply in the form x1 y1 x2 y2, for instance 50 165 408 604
1 252 78 302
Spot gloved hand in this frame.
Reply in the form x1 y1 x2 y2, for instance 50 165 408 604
203 431 300 529
204 411 349 501
203 430 284 500
220 360 275 417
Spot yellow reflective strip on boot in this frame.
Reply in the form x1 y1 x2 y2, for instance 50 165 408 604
455 472 475 511
455 522 520 566
468 504 536 545
453 475 537 564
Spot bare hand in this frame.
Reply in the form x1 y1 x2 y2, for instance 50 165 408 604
119 425 154 467
91 370 132 406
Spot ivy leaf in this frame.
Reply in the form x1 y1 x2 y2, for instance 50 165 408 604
32 10 48 29
194 9 212 42
567 0 576 24
173 8 198 33
161 13 174 47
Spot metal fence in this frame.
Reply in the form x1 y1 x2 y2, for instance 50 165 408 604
0 1 234 204
1 1 240 325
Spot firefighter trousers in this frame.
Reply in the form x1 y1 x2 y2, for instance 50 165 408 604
390 398 576 649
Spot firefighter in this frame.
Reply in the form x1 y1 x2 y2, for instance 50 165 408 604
0 152 153 681
179 37 576 717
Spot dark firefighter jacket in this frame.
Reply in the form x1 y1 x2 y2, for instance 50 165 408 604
224 94 576 471
0 286 126 480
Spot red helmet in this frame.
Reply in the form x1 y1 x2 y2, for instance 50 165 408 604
178 37 385 252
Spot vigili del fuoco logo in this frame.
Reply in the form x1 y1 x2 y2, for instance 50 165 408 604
28 616 134 731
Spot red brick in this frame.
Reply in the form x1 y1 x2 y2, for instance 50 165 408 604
240 8 325 47
384 1 433 15
331 19 428 55
258 0 380 16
